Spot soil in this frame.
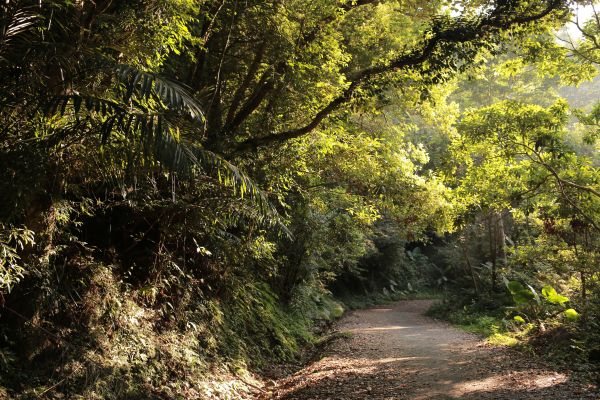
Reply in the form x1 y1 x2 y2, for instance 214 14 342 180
259 300 599 400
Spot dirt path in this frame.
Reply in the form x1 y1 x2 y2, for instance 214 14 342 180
264 300 598 400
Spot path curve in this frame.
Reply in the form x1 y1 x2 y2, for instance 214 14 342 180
265 300 598 400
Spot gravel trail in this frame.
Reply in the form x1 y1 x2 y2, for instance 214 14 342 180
265 300 598 400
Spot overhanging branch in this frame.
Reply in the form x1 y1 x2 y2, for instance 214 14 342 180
235 0 564 152
223 0 379 134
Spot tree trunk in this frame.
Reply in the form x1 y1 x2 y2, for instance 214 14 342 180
461 239 479 299
488 212 497 291
496 212 507 267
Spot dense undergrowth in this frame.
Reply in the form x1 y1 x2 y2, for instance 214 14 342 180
427 289 600 372
0 261 343 399
340 289 442 310
0 209 442 398
0 235 430 399
2 0 600 398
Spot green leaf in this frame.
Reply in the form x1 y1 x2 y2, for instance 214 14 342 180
505 280 534 304
513 315 526 323
506 280 525 293
563 308 580 321
541 285 569 305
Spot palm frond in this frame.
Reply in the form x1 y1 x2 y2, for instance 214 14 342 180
0 7 39 58
47 95 124 117
45 74 291 231
213 200 292 238
115 65 205 123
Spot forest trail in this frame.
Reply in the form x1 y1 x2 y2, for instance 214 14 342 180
264 300 598 400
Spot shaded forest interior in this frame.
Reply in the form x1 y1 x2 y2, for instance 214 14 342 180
1 0 600 398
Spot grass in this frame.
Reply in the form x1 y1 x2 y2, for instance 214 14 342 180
426 301 521 347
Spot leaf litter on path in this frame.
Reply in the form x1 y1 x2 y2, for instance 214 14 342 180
259 300 599 400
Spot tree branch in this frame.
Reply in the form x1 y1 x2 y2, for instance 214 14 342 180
502 137 600 231
225 41 267 125
222 0 379 133
235 0 564 152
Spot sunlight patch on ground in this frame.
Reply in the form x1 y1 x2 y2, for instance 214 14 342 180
451 375 508 394
369 356 423 364
347 325 411 332
450 371 568 395
331 356 425 367
307 356 426 378
531 373 568 388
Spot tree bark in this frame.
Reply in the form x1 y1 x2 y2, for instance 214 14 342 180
461 238 479 299
497 214 507 261
488 212 497 290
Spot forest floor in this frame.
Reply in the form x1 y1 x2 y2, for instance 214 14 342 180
258 300 599 400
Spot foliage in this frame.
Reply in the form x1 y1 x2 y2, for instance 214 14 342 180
504 279 580 323
1 0 600 397
427 300 521 346
418 16 600 371
0 225 34 292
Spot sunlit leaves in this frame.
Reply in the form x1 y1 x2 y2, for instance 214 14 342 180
505 279 536 304
449 99 600 222
0 225 35 292
563 308 580 320
541 284 569 304
574 101 600 144
116 65 205 122
513 315 526 323
505 279 580 323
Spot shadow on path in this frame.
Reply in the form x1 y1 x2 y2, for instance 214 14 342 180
270 300 598 400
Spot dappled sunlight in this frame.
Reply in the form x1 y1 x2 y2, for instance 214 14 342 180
281 355 428 395
311 355 427 373
450 375 508 394
450 370 568 397
531 373 569 388
373 356 424 364
284 358 576 400
276 301 597 400
5 0 600 399
346 325 413 333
